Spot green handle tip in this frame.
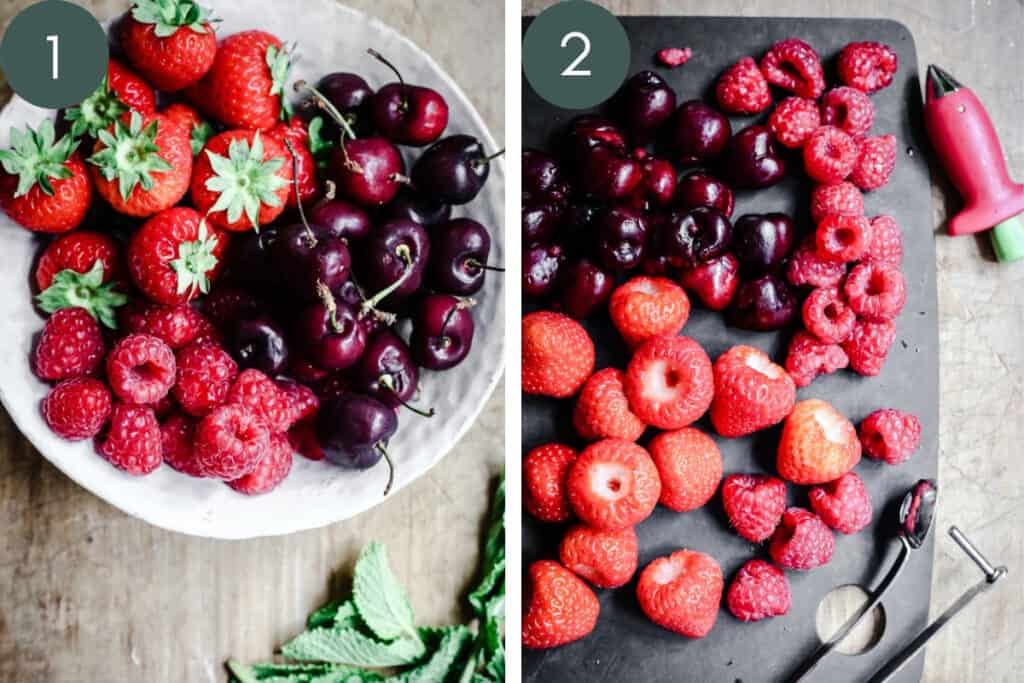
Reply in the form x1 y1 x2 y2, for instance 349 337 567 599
990 213 1024 263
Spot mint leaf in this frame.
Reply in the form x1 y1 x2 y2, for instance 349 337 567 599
281 627 424 668
308 600 360 630
229 660 385 683
352 543 419 643
467 477 505 620
391 626 471 683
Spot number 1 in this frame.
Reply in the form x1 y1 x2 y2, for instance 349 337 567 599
46 35 58 80
560 31 592 77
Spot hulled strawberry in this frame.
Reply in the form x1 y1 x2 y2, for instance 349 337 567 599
64 59 156 139
186 30 293 130
268 117 320 207
88 111 192 217
0 120 91 233
120 0 217 92
162 103 214 156
190 130 292 232
710 345 796 438
128 207 229 304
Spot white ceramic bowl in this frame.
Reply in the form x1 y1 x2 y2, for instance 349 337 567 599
0 1 504 539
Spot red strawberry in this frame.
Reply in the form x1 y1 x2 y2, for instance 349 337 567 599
227 432 293 495
524 442 578 523
127 207 229 305
173 341 238 417
559 524 638 589
34 307 106 381
119 0 217 92
726 559 791 622
777 399 861 485
194 402 270 480
637 549 723 638
106 334 176 405
609 276 690 348
721 473 787 543
710 345 795 438
522 560 599 649
162 103 214 156
42 377 112 440
186 30 293 131
160 411 205 477
269 117 320 207
769 507 835 570
809 472 873 534
522 311 595 398
35 230 124 292
190 129 292 232
97 402 162 475
648 427 722 512
124 301 217 349
88 111 193 217
624 335 713 430
572 368 646 442
64 58 156 139
227 368 292 433
35 236 128 329
566 439 661 531
0 120 92 233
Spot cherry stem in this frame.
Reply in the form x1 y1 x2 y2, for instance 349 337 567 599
283 138 317 245
316 281 342 332
294 80 362 174
324 179 336 200
379 374 434 418
360 244 414 316
466 259 505 273
389 172 413 186
376 442 395 496
438 297 475 341
367 48 407 109
472 148 505 168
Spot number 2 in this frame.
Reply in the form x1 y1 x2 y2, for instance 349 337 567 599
560 31 591 77
46 34 58 80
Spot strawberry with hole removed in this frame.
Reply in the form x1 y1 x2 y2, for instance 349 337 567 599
609 276 690 348
649 427 722 512
721 473 787 543
524 443 578 523
624 335 713 430
573 368 646 442
523 560 599 649
567 439 661 531
120 0 217 92
710 345 795 438
777 399 861 485
522 311 595 398
559 524 638 589
637 549 723 638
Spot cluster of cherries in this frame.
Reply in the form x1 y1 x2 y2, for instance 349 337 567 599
523 70 800 329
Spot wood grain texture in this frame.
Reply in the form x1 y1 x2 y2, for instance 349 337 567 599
523 1 1023 681
0 1 504 682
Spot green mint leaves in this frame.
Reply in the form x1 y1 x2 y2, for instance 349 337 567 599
0 119 78 198
130 0 212 37
282 627 426 668
352 543 421 643
87 110 173 202
35 260 128 329
203 132 287 229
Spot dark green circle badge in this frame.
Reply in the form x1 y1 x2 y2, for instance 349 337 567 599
523 0 630 110
0 0 108 109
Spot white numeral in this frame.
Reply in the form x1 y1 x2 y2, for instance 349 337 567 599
46 34 58 80
560 31 592 77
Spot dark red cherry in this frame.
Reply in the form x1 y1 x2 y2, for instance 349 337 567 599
354 327 427 415
522 149 570 204
728 274 798 331
596 205 647 271
675 171 735 218
664 207 733 269
331 136 406 207
679 252 740 311
565 115 627 162
722 124 786 189
670 100 732 166
382 189 451 228
733 213 796 274
522 201 562 245
580 144 643 201
272 223 351 302
317 391 398 492
411 135 500 205
312 72 374 137
309 196 372 241
410 294 474 370
228 315 290 376
366 50 448 146
638 156 676 207
558 257 613 319
296 296 367 371
429 218 494 296
558 201 601 252
523 243 563 298
640 213 673 276
612 71 676 143
359 219 430 309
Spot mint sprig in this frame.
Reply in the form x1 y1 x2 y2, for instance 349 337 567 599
352 542 420 644
281 627 425 668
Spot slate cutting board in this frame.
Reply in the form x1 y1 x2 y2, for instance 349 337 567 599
522 16 938 683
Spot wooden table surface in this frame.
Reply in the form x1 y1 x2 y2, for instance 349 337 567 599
523 1 1024 681
0 1 504 682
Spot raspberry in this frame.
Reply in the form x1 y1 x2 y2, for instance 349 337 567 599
850 134 897 191
859 408 922 464
803 126 858 184
865 215 903 266
559 525 638 589
194 402 270 480
33 307 105 381
816 214 872 262
768 97 821 148
810 181 863 224
277 377 320 428
624 335 713 430
657 47 691 68
97 403 162 475
759 38 825 99
648 427 722 512
715 57 771 114
106 334 176 405
523 443 578 523
726 559 791 622
809 472 873 534
777 399 861 485
802 287 856 343
710 345 795 438
124 302 216 350
820 87 875 137
160 412 205 477
843 261 906 320
769 507 835 570
838 41 898 93
721 473 787 543
609 276 690 349
42 377 111 440
522 311 595 398
523 560 599 649
637 549 723 638
566 439 661 531
785 331 849 388
842 318 897 376
227 369 292 433
573 368 646 442
786 237 846 289
228 432 293 495
172 342 238 417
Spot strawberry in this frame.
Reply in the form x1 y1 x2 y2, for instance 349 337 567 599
186 30 293 131
777 399 861 485
35 233 128 329
572 367 646 442
162 103 214 156
119 0 217 92
721 473 787 543
88 111 193 217
648 427 722 512
637 549 723 638
0 120 91 233
566 439 661 531
42 377 112 440
609 276 690 348
524 443 578 523
190 129 292 232
624 335 713 430
559 525 638 589
726 559 791 622
64 58 156 139
709 345 795 438
34 307 106 381
268 117 320 207
127 207 229 305
522 311 595 398
522 560 599 649
227 432 293 495
769 507 835 570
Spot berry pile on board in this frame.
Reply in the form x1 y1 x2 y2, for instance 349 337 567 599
3 0 503 496
522 37 922 647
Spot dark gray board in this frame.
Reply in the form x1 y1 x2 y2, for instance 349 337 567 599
522 16 939 683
